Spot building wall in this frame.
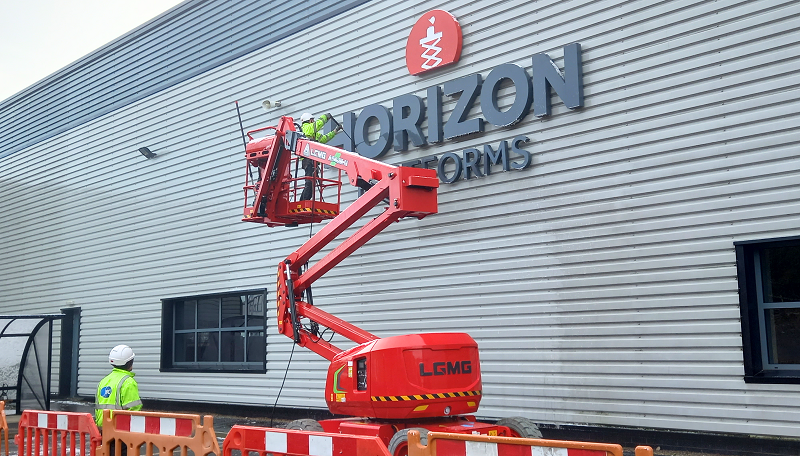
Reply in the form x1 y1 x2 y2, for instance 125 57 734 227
2 0 800 438
0 0 370 159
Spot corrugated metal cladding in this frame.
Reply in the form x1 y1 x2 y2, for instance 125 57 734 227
2 0 800 439
0 0 371 159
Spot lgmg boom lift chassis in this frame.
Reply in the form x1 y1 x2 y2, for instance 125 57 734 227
241 116 539 455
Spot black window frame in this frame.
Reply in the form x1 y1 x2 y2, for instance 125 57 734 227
735 236 800 383
160 289 267 373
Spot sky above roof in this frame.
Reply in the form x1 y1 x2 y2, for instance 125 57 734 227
0 0 184 102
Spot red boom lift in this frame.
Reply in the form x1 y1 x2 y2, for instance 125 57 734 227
241 116 540 455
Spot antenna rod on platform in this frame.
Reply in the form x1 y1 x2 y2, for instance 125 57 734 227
235 101 255 184
235 101 248 152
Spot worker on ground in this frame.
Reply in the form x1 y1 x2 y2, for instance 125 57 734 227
299 112 342 200
95 344 142 428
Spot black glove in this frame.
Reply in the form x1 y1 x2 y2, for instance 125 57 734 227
325 112 333 120
335 125 343 132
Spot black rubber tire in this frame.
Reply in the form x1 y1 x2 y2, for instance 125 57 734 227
496 416 543 438
387 428 429 456
283 418 324 432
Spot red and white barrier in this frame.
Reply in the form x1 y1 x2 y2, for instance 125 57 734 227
113 414 194 436
0 401 7 456
15 410 101 456
407 431 654 456
266 430 332 455
101 410 218 456
35 412 83 430
223 425 391 456
434 440 605 456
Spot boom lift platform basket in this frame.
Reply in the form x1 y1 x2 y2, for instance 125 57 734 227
242 118 344 226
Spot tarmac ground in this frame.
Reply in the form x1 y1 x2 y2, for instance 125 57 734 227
1 399 793 456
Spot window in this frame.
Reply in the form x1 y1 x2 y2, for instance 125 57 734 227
735 236 800 383
161 290 266 372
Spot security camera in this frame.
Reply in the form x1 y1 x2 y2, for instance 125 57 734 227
262 100 282 111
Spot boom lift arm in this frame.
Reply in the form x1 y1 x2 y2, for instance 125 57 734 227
241 115 532 450
243 115 483 423
242 116 439 361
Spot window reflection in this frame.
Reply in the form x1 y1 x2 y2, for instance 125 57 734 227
765 308 800 364
761 246 800 303
167 290 267 370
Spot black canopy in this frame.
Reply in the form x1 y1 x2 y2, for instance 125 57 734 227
0 315 61 413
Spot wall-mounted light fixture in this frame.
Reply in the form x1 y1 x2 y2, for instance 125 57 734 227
138 147 157 159
262 99 281 111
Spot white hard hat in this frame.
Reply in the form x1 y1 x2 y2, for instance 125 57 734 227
300 112 314 123
109 344 135 366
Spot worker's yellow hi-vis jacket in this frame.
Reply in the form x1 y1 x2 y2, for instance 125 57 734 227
95 367 142 425
301 113 337 144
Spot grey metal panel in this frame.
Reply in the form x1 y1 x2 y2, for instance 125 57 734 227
0 0 372 159
3 0 800 439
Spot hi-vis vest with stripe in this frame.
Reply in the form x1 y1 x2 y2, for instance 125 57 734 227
95 368 142 425
301 113 337 144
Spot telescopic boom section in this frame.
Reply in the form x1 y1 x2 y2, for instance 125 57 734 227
242 116 439 361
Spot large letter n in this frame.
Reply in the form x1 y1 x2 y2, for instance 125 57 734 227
533 43 583 117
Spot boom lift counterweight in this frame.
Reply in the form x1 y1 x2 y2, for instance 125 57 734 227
241 116 540 455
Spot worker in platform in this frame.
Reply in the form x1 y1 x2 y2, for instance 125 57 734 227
95 344 142 427
299 112 342 200
300 112 340 143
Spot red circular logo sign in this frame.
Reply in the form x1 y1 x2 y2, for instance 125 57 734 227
406 10 462 76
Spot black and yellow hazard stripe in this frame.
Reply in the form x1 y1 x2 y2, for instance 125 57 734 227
371 391 481 402
288 207 338 215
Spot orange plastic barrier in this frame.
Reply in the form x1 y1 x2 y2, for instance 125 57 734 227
223 424 392 456
407 430 654 456
15 410 102 456
101 410 220 456
0 402 8 456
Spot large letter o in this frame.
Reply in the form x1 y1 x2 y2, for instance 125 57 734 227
480 63 532 127
355 105 393 159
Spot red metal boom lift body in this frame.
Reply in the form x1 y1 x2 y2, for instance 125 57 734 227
242 117 519 449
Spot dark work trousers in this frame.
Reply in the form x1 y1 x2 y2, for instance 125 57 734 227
300 158 318 201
